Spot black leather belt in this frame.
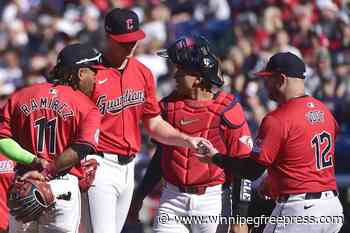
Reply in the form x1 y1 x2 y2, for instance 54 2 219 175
96 152 135 165
179 186 207 195
169 183 230 195
278 190 338 203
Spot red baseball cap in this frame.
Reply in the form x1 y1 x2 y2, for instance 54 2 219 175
105 8 145 43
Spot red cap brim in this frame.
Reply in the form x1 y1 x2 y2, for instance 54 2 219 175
90 64 104 69
108 30 145 43
254 71 274 78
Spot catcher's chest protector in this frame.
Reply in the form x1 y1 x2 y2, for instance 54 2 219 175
160 92 237 186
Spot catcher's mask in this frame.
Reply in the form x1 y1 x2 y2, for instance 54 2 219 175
48 43 102 87
157 35 224 87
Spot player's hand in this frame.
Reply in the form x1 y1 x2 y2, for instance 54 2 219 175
230 223 250 233
20 170 46 182
194 140 219 163
29 157 49 171
256 179 272 201
184 136 212 151
196 140 218 155
251 172 272 201
32 158 53 181
126 194 143 224
39 161 58 181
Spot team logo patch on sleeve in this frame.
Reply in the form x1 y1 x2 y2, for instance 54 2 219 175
239 135 253 149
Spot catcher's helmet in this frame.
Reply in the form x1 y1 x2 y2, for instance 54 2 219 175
157 35 224 87
48 43 102 84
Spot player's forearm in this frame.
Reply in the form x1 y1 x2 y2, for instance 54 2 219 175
0 138 36 164
135 147 162 200
55 143 94 172
251 170 268 190
41 146 83 179
212 154 266 180
55 147 80 173
144 115 190 147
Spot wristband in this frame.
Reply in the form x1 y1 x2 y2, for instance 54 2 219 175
212 153 224 167
29 157 44 171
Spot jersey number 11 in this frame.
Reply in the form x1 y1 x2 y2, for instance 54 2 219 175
34 117 58 155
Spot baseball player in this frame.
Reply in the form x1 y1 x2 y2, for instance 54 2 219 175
0 154 15 233
127 35 253 233
0 44 102 233
198 52 344 233
85 8 210 233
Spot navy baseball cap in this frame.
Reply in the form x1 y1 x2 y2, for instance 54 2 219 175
255 52 306 79
56 43 102 68
105 8 145 43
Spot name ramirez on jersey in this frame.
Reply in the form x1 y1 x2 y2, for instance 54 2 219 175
19 97 74 120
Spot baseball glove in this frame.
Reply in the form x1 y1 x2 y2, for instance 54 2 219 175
79 159 98 192
8 177 55 223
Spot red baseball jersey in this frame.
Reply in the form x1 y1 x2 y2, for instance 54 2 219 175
159 92 252 187
0 154 15 231
0 83 101 177
91 58 160 156
251 96 338 195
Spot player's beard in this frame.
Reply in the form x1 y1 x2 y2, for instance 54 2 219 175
267 87 281 102
265 78 283 102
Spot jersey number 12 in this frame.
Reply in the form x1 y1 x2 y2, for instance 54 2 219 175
311 131 333 170
34 117 57 155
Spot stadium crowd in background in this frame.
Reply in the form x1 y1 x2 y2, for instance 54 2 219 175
0 0 349 232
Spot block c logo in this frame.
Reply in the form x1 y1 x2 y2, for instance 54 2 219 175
126 19 134 30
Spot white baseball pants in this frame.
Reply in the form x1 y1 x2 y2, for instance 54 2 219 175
85 154 135 233
153 182 230 233
263 191 343 233
10 174 81 233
